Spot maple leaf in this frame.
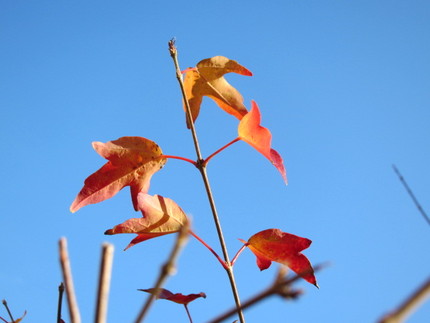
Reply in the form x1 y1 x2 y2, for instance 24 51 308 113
183 55 252 127
70 136 166 213
105 193 188 250
238 100 287 184
138 288 206 305
241 229 318 287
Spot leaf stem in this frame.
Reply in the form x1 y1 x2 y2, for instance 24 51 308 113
169 39 245 323
189 230 227 269
231 244 248 267
160 155 197 166
204 137 241 166
184 304 193 323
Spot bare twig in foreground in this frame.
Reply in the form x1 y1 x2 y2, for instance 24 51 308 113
208 264 326 323
378 275 430 323
95 243 114 323
59 237 81 323
134 221 189 323
392 165 430 226
57 283 65 323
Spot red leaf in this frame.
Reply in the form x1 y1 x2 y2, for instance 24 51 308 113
183 56 252 127
105 193 188 250
238 101 287 184
139 288 206 305
70 137 166 212
242 229 317 287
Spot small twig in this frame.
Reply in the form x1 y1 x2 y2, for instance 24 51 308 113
59 237 81 323
95 243 114 323
392 165 430 226
378 275 430 323
230 244 247 267
57 283 65 323
1 300 14 323
208 263 326 323
168 38 245 323
160 155 197 166
134 221 189 323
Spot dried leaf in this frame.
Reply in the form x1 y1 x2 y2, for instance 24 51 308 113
70 136 166 212
105 193 188 250
238 101 287 184
139 288 206 305
242 229 317 287
183 56 252 127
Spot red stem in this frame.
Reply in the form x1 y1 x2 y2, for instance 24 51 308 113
184 304 193 323
204 137 241 166
189 230 228 270
160 155 197 166
231 244 248 267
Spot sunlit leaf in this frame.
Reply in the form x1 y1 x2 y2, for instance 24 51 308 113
105 193 188 250
238 101 287 184
241 229 317 287
70 137 166 212
183 56 252 127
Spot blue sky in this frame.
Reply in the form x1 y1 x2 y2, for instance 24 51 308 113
1 1 429 322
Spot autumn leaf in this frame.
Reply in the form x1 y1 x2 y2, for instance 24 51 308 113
70 136 166 213
139 288 206 305
238 101 287 184
105 193 188 250
241 229 317 287
183 56 252 127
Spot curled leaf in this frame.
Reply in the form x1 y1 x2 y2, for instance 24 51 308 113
70 136 166 212
238 101 287 184
105 193 188 250
139 288 206 305
241 229 317 287
183 56 252 127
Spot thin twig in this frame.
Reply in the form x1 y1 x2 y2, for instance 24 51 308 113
208 264 326 323
57 283 65 323
168 39 245 323
378 275 430 323
1 300 14 323
189 230 227 269
134 221 189 323
204 137 241 166
95 243 114 323
59 237 81 323
392 165 430 226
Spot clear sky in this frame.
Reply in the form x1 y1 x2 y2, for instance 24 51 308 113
1 1 429 322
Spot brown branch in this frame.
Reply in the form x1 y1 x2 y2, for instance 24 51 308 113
208 264 326 323
378 275 430 323
134 221 189 323
58 237 81 323
168 38 245 323
95 243 114 323
57 283 65 323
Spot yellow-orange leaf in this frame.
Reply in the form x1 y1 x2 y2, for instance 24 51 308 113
70 137 166 213
242 229 317 287
105 193 188 250
238 101 287 184
183 56 252 127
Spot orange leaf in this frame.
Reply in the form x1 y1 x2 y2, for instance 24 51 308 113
238 101 287 184
105 193 188 250
70 137 166 212
243 229 317 287
139 288 206 305
183 56 252 127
